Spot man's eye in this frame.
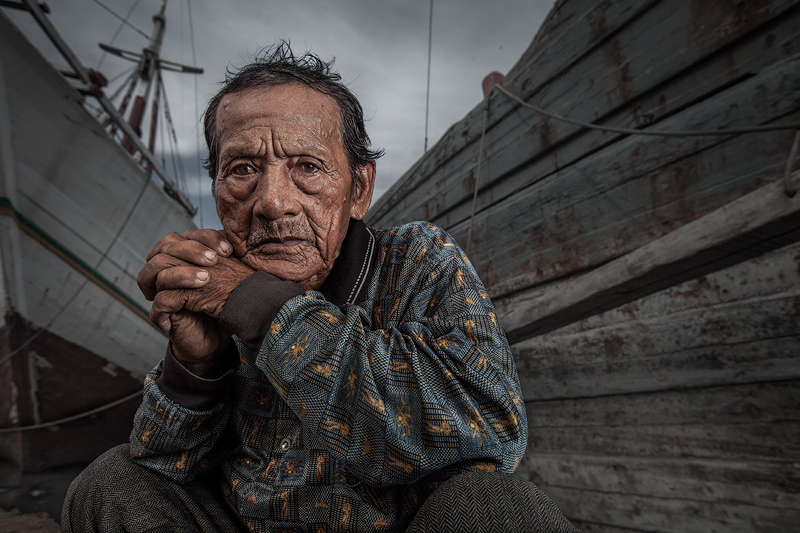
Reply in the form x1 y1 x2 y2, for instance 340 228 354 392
299 161 319 174
232 163 256 175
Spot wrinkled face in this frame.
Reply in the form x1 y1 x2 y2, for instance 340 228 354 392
213 83 375 291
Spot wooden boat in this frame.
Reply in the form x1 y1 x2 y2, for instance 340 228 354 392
0 1 197 472
367 0 800 530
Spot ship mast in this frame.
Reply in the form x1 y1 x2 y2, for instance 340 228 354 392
98 0 203 166
14 0 199 215
122 0 167 155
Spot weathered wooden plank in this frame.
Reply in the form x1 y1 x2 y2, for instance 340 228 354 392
528 414 800 461
515 294 800 399
526 418 800 463
426 8 800 234
369 0 800 231
497 171 800 343
551 239 800 335
395 64 799 306
437 22 799 236
569 522 648 533
519 453 798 510
523 381 800 460
525 380 800 430
536 484 799 533
458 63 800 299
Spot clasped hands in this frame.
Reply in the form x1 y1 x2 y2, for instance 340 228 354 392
137 229 256 377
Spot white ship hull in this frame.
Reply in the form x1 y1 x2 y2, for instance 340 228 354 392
0 10 196 470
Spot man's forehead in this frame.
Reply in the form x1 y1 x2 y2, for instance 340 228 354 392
216 84 341 136
219 131 331 160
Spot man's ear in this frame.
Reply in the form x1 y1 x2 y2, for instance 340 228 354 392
350 160 376 220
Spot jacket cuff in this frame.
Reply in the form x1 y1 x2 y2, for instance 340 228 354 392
157 344 238 411
219 271 303 350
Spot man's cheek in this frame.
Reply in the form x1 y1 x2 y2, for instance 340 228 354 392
217 194 251 224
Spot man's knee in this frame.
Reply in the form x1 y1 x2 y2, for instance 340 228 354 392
406 471 582 533
61 444 138 532
62 444 243 532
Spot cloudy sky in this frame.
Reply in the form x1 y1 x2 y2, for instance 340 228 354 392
7 0 554 228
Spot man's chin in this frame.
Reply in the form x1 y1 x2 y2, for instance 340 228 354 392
242 253 326 288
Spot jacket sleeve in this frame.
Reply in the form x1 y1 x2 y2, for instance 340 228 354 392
128 348 238 482
255 224 527 486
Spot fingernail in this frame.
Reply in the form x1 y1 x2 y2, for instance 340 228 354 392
220 241 231 253
205 250 217 261
159 319 170 331
197 271 209 281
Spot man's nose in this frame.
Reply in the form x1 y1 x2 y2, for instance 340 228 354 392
252 164 301 220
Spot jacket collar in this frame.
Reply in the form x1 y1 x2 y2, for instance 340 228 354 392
319 219 378 307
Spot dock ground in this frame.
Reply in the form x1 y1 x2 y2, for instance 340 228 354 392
0 460 87 531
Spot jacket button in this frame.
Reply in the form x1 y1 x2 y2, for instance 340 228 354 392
279 437 291 451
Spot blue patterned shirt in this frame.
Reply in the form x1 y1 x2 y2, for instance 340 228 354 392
131 221 527 532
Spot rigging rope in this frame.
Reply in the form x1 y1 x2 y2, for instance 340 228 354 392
89 66 138 120
106 65 138 87
109 68 140 139
91 0 149 42
159 75 189 196
493 84 800 136
85 67 137 120
0 390 142 433
96 0 144 70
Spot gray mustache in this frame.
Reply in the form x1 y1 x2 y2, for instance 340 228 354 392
246 221 315 250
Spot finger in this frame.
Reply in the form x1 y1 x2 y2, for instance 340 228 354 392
150 290 190 331
149 301 172 332
145 233 185 262
181 229 233 256
159 239 221 266
155 266 210 292
137 254 192 301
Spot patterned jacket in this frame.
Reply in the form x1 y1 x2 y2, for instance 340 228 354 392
131 220 527 532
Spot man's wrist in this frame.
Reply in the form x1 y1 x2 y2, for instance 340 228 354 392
158 343 239 410
220 271 303 350
172 340 233 379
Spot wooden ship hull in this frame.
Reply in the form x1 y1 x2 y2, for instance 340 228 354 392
367 0 800 530
0 8 196 472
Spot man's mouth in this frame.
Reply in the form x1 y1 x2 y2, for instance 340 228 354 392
246 222 315 251
252 237 308 248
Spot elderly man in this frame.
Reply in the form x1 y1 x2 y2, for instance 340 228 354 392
63 45 580 533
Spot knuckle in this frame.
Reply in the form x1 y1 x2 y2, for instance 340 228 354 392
153 252 183 268
150 301 164 318
155 269 170 292
160 241 180 255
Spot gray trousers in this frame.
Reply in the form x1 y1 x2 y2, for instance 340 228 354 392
62 445 581 532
